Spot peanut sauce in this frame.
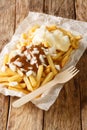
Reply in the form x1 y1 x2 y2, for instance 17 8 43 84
10 44 49 73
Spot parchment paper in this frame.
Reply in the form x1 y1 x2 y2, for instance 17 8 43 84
0 12 87 111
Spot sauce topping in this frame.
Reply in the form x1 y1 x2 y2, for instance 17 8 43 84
9 44 49 74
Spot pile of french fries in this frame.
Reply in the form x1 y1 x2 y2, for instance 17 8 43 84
0 25 81 94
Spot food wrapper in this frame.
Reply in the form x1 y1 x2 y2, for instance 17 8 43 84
0 12 87 111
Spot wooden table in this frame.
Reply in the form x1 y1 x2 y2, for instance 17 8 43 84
0 0 87 130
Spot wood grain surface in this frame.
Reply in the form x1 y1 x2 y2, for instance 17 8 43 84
0 0 87 130
75 1 87 130
0 1 15 130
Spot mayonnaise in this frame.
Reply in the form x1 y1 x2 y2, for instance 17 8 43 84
32 25 70 52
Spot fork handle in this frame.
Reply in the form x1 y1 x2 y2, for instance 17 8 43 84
12 79 58 108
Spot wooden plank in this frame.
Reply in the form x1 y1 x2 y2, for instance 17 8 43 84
7 0 44 130
0 0 15 9
0 94 9 130
75 53 87 130
15 0 44 28
0 1 15 51
44 0 75 19
75 0 87 130
43 81 81 130
15 0 30 28
43 0 81 130
0 1 15 130
29 0 44 12
75 0 87 21
8 98 43 130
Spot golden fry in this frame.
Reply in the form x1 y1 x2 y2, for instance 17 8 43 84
43 41 50 47
61 55 69 67
61 47 73 67
41 72 54 85
57 27 73 39
57 27 81 49
44 65 51 74
52 52 64 60
47 55 57 75
46 25 57 31
8 74 22 82
17 69 24 76
0 68 17 77
42 72 46 77
70 38 77 48
19 83 26 88
21 33 28 39
29 75 37 88
9 83 26 89
1 82 26 89
8 86 29 94
75 35 82 40
64 47 73 56
41 77 44 83
0 82 9 86
36 65 43 87
23 76 33 91
29 25 40 33
71 38 81 49
0 77 9 82
3 54 9 65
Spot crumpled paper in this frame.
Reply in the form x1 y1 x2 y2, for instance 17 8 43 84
0 12 87 111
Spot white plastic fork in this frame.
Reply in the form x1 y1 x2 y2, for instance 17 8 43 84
12 66 79 108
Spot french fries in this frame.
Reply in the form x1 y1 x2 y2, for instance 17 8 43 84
0 77 9 82
28 25 40 33
41 72 54 85
8 74 23 82
23 76 33 91
47 55 57 75
17 69 24 76
52 52 64 60
3 54 9 65
46 25 57 31
61 47 73 67
8 86 29 94
0 25 81 94
36 65 44 88
44 65 51 74
0 68 17 77
29 75 37 88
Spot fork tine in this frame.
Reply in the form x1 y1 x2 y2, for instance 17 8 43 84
68 66 76 73
63 66 76 75
71 68 78 74
72 70 79 76
69 70 79 79
66 70 79 81
60 66 74 74
65 66 75 71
